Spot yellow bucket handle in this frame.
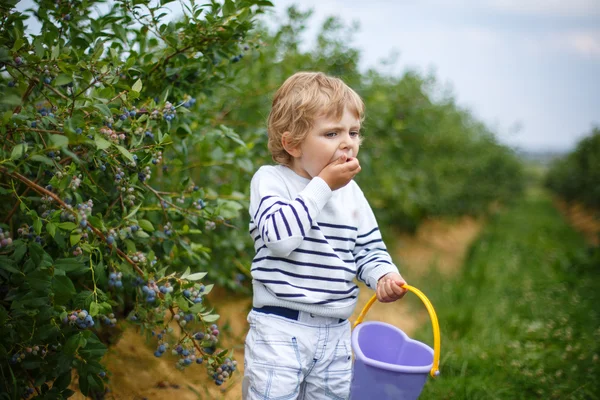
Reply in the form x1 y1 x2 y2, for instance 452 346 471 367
352 284 441 377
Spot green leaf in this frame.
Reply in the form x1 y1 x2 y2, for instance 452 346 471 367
202 283 214 295
138 219 154 232
0 94 22 106
58 222 77 230
26 270 52 292
49 134 69 148
125 202 141 219
189 303 205 313
51 45 60 60
33 218 42 235
30 155 54 166
54 258 87 273
180 267 191 280
132 78 143 92
115 145 134 162
54 74 73 86
10 143 27 160
54 371 72 391
89 301 99 317
94 104 112 118
94 137 111 150
64 333 83 355
186 272 207 281
202 314 220 323
47 222 57 237
70 233 81 246
0 258 21 274
52 275 76 305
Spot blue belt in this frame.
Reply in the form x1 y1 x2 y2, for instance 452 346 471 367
253 306 346 323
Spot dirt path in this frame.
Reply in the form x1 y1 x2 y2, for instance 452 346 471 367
554 200 600 246
74 216 482 399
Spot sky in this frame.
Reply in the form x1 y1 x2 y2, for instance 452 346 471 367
14 0 600 152
270 0 600 152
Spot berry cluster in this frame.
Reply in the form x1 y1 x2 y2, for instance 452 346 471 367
162 102 177 121
77 199 93 225
173 310 194 327
159 282 174 295
69 174 83 190
130 250 146 263
210 358 237 386
138 165 152 183
152 150 163 165
205 220 216 231
172 344 198 369
114 167 126 182
108 272 123 288
194 199 205 210
144 130 154 140
183 286 205 304
106 229 117 245
163 222 173 236
0 228 13 248
100 313 117 327
231 53 244 63
154 342 169 357
193 323 220 343
72 246 83 256
38 106 55 118
65 309 94 329
22 387 35 399
47 150 61 160
182 95 197 108
141 280 160 303
99 125 125 142
17 225 43 243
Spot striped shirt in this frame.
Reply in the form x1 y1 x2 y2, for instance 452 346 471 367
249 165 399 319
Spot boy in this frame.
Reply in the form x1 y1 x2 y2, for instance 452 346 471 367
243 72 407 400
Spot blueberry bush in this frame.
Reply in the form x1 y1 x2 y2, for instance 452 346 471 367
0 0 272 398
545 126 600 212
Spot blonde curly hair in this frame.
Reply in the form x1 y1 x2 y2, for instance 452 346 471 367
267 72 365 166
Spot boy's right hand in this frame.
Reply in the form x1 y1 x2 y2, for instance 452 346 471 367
318 154 361 190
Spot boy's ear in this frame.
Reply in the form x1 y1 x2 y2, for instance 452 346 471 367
282 132 301 158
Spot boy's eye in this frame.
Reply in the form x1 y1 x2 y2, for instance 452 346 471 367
325 132 337 137
350 131 360 137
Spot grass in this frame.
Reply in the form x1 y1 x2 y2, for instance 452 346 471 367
411 189 600 399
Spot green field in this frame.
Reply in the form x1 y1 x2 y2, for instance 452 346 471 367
412 189 600 399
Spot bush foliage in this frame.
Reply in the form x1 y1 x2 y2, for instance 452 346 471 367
0 0 271 398
545 126 600 211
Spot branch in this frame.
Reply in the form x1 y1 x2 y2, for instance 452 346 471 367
1 167 144 276
149 45 194 75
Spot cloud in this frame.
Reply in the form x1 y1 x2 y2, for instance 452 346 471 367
488 0 600 17
560 31 600 58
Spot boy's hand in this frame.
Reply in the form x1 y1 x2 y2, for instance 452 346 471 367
318 154 361 190
376 272 408 303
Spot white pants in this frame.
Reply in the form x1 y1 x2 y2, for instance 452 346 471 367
243 309 353 400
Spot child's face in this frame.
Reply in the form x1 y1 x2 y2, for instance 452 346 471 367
289 107 361 179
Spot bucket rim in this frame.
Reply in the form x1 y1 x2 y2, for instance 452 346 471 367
351 321 434 374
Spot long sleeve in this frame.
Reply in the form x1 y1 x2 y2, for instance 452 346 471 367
249 167 332 257
352 189 399 289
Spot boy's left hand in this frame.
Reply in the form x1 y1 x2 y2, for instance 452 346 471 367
376 272 408 303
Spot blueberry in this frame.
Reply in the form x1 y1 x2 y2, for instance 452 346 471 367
75 128 82 134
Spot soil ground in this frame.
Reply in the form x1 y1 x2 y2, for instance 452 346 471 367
71 216 483 400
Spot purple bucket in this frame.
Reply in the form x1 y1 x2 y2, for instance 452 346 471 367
349 321 434 400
